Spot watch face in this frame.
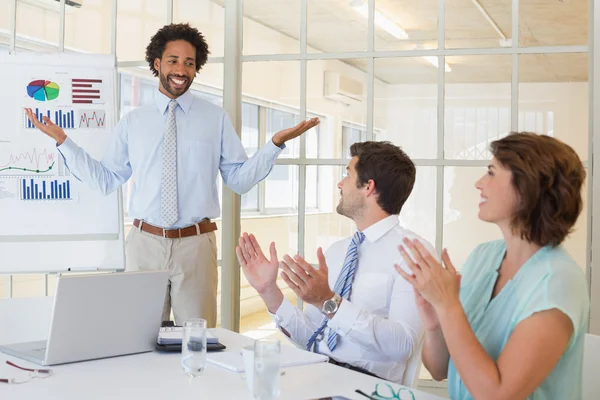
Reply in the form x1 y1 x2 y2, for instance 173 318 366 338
323 299 337 313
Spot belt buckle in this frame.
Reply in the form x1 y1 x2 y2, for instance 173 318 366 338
163 228 182 239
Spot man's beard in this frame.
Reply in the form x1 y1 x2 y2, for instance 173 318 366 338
336 197 364 220
159 72 192 97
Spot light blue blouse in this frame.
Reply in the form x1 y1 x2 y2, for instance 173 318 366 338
447 240 589 400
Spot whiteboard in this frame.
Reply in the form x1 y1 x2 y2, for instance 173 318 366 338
0 52 124 273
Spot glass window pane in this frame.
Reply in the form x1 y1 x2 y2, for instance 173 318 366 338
174 0 224 58
443 167 502 270
519 53 588 161
65 0 112 53
401 167 437 247
375 0 438 51
241 185 259 211
305 166 356 264
266 109 300 158
446 0 511 49
243 0 300 55
10 274 45 298
16 0 60 50
243 61 300 156
375 57 438 159
307 59 367 159
119 73 158 117
242 102 259 156
519 0 587 47
341 125 367 158
117 0 168 61
305 120 320 158
240 206 299 333
265 165 298 210
308 0 366 53
445 55 511 160
306 165 318 210
0 0 10 41
0 275 6 299
564 171 588 271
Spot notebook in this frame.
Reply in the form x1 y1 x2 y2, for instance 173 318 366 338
206 345 329 372
157 327 219 345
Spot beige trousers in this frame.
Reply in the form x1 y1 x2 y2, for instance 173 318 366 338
125 227 218 327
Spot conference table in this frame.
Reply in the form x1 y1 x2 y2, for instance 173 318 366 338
0 326 446 400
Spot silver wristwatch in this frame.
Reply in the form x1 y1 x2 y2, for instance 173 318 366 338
321 293 342 316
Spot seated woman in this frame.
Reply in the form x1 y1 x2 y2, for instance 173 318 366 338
396 132 589 400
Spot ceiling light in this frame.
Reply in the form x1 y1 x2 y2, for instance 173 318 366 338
423 56 452 72
351 1 408 40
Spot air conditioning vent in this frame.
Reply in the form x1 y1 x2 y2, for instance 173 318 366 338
323 71 363 105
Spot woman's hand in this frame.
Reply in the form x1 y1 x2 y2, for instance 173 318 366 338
396 238 461 312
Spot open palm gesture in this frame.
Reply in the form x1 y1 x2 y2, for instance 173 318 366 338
272 117 319 146
236 233 279 294
24 108 67 144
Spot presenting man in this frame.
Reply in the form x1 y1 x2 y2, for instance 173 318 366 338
24 23 318 327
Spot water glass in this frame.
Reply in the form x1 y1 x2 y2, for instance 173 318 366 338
181 318 207 377
253 338 281 400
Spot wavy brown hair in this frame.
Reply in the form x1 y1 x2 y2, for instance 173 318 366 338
350 141 416 215
490 133 585 247
145 23 210 77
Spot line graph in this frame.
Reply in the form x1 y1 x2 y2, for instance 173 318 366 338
0 148 56 175
78 110 106 129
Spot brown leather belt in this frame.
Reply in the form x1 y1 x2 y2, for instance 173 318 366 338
133 219 217 239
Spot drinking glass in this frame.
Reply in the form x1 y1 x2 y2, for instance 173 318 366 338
181 318 207 377
253 338 281 400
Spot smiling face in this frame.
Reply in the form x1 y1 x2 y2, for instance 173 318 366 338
336 156 367 220
153 40 197 99
475 157 519 227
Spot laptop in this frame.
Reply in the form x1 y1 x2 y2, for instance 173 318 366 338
0 270 169 366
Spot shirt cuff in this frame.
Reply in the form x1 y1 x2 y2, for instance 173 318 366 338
267 138 286 152
270 297 296 328
327 299 361 337
56 136 78 157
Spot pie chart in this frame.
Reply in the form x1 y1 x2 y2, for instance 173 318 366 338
26 80 60 102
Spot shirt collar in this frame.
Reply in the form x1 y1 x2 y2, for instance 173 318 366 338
155 89 193 115
361 214 399 243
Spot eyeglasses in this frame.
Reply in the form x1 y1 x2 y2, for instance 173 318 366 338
0 360 54 384
371 383 416 400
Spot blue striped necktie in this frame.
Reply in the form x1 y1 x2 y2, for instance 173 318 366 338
306 231 365 352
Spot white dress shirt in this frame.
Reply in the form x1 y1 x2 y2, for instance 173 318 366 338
57 89 283 228
272 215 434 383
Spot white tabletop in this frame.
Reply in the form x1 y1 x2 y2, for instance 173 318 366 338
0 327 445 400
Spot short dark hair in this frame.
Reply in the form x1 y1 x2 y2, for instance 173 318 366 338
490 132 585 247
350 141 416 215
145 23 210 77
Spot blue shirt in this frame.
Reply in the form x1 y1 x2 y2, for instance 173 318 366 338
58 89 283 228
447 240 589 400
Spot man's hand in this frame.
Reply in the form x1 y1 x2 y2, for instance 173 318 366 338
272 117 320 147
236 233 279 294
24 108 67 145
279 247 334 309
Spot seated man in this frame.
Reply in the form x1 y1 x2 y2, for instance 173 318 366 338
236 141 434 383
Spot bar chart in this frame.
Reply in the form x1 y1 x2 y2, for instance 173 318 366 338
20 178 73 201
24 108 76 129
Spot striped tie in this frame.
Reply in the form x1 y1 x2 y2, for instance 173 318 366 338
306 231 365 352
